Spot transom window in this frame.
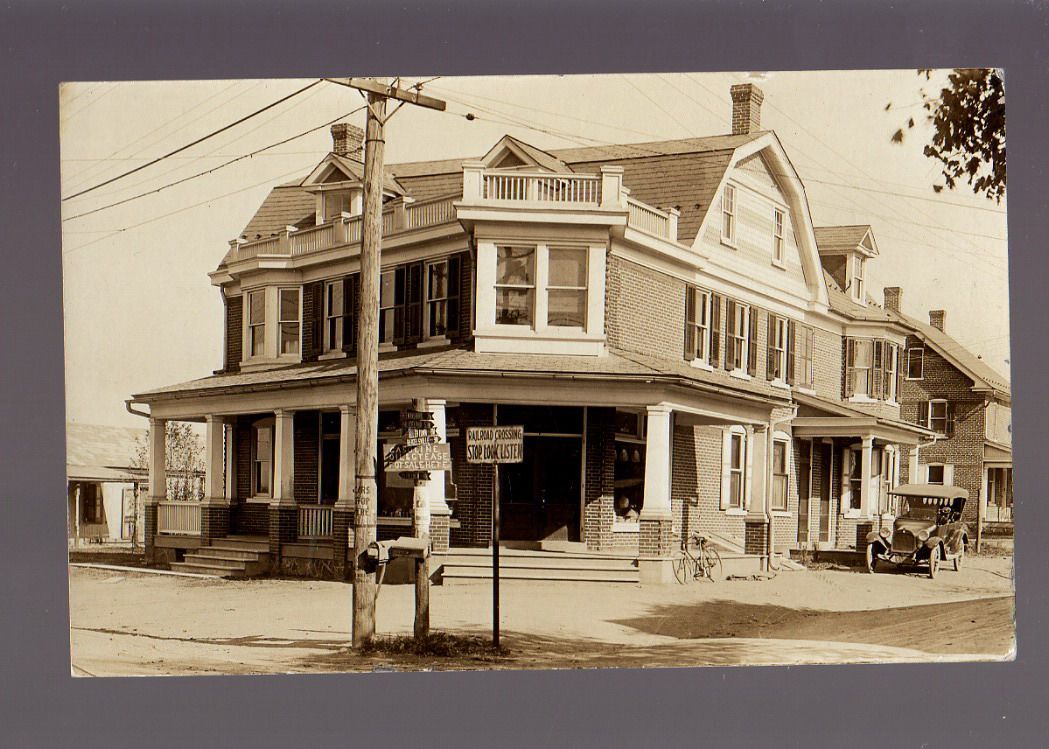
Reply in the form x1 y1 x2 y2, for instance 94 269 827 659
684 286 712 363
772 438 789 510
324 280 344 352
248 290 265 357
547 247 588 328
722 184 737 245
278 288 300 355
772 208 785 263
907 347 925 379
495 245 535 326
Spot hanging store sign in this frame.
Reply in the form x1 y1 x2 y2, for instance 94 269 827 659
465 426 525 464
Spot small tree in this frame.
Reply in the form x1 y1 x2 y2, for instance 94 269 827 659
132 422 205 501
889 68 1006 202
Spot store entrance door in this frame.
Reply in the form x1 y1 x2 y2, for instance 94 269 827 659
498 436 582 542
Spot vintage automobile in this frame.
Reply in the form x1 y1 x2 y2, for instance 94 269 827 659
865 484 969 578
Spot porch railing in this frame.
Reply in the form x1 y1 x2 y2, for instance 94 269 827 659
482 172 601 205
157 501 201 535
985 505 1013 523
627 197 672 239
298 504 334 539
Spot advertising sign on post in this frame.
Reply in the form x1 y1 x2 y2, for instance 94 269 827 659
465 424 525 648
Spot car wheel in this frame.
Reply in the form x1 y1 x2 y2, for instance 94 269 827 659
928 544 940 579
865 543 879 574
954 538 966 571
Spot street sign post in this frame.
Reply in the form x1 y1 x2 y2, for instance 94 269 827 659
466 425 524 648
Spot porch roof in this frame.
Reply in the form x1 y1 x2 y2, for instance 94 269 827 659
790 391 936 445
132 345 790 408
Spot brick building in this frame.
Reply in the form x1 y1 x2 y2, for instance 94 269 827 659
131 83 1006 584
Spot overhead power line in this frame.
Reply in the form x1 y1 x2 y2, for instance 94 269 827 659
61 79 324 202
62 105 368 222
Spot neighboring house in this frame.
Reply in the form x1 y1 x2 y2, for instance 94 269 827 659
66 423 147 545
882 289 1012 528
131 83 1000 584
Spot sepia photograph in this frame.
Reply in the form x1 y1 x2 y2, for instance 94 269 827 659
60 69 1013 677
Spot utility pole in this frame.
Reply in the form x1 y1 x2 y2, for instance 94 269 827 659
326 78 445 648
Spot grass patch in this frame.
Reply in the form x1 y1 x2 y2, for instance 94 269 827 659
359 632 506 659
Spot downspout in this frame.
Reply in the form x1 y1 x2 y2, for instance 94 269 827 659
125 399 150 420
766 404 799 570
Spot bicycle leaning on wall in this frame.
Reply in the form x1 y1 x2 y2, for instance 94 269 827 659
673 533 723 583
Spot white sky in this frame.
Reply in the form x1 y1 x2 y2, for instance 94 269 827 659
59 70 1010 428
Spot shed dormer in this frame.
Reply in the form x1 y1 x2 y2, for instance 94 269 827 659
814 225 879 305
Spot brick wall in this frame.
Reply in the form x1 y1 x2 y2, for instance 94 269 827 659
449 403 494 548
583 407 616 551
605 253 685 358
224 295 242 372
231 417 268 536
671 424 745 542
293 411 319 502
898 334 986 524
812 326 843 399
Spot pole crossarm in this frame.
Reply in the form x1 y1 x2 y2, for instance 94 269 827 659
325 77 447 111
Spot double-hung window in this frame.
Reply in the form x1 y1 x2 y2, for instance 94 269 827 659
378 269 397 343
721 184 736 245
852 256 865 301
846 339 873 397
928 399 950 435
772 208 785 264
547 247 588 328
725 300 751 372
252 420 273 497
324 280 344 353
767 314 788 382
728 431 745 508
426 260 452 338
884 343 898 400
278 288 300 355
772 438 789 510
794 324 815 389
248 290 265 357
907 347 925 379
495 246 535 326
684 287 712 363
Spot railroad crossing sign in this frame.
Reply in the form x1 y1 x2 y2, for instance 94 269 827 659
465 426 525 464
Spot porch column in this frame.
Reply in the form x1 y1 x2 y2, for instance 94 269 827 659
638 405 674 583
745 425 771 561
269 409 296 573
425 398 452 552
144 417 166 563
201 415 230 543
860 435 874 517
332 405 356 580
908 445 920 484
224 423 236 503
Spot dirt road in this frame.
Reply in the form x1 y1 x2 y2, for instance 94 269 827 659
67 555 1014 675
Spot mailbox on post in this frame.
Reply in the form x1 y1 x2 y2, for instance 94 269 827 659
365 536 430 568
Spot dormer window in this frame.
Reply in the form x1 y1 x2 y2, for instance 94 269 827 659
721 184 737 245
852 255 865 301
323 189 353 221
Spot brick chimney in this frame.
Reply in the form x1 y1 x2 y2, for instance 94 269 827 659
331 123 364 159
730 83 765 135
929 309 946 332
883 286 902 313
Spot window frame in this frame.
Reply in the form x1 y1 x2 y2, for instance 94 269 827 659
884 343 899 401
768 314 789 383
795 324 815 390
771 436 790 511
323 279 345 353
726 301 751 373
546 246 589 329
721 184 737 246
250 418 274 500
685 286 712 365
247 289 266 359
424 258 452 339
494 244 537 328
906 346 925 380
277 287 301 356
852 255 865 301
378 268 397 344
728 431 746 509
928 399 950 435
772 207 785 265
927 463 946 486
847 338 874 398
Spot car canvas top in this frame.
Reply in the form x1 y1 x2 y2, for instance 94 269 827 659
888 483 969 501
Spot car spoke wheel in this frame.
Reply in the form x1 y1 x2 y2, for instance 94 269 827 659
928 544 940 579
954 540 965 571
865 543 878 574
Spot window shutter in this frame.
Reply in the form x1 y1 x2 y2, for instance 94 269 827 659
786 320 797 385
944 464 955 486
405 262 424 344
684 286 696 360
724 300 736 371
747 307 759 377
766 314 776 380
710 294 722 368
743 430 754 509
918 400 930 428
447 254 462 338
720 429 733 510
871 341 883 400
945 402 956 437
919 463 929 483
393 265 407 345
845 339 856 397
342 274 359 354
309 281 324 362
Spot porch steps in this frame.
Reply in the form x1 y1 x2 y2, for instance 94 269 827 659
434 548 640 585
169 535 270 578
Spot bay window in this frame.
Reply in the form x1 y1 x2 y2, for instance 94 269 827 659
847 338 900 400
846 339 873 397
278 288 300 355
547 247 587 328
495 245 535 326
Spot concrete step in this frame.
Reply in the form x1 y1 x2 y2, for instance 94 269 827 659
183 554 247 569
169 561 250 578
435 555 637 571
211 536 270 553
195 546 266 562
440 567 640 584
